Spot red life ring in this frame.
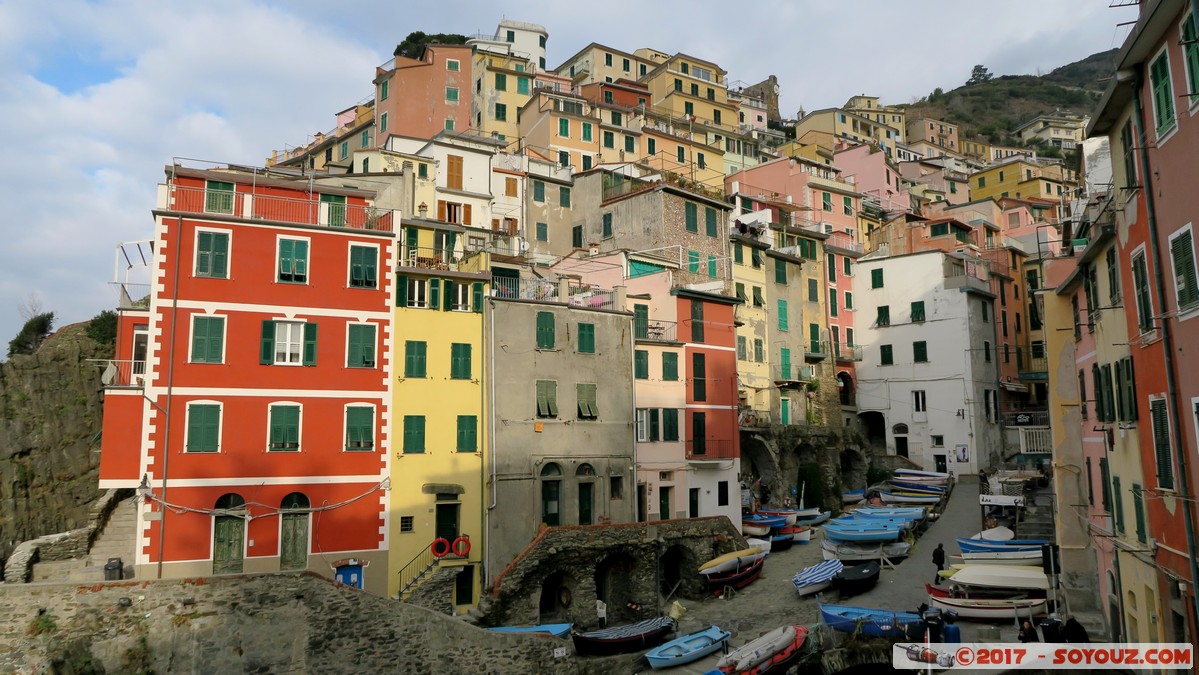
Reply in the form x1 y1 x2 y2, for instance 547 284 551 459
431 537 451 558
451 536 471 557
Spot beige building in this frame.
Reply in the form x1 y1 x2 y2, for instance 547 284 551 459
906 118 959 155
1015 111 1089 150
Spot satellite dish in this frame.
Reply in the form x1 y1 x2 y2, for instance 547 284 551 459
519 239 530 252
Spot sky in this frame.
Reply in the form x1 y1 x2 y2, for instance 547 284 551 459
0 0 1137 348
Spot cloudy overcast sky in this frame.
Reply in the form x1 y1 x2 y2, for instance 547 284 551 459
0 0 1136 346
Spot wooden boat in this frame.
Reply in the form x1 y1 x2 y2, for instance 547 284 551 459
895 468 952 480
879 490 942 505
742 521 771 537
942 564 1049 590
855 506 928 517
949 549 1044 566
972 526 1014 541
571 616 676 656
929 595 1049 620
792 559 843 597
834 561 881 597
889 481 946 494
698 549 767 576
744 513 788 529
644 625 731 670
824 523 902 543
833 514 914 529
841 489 866 504
768 532 794 551
957 537 1047 554
745 538 772 557
784 526 811 544
818 602 923 638
925 583 1046 600
821 539 911 562
489 623 572 638
707 557 765 596
794 510 831 525
756 508 798 526
716 625 808 674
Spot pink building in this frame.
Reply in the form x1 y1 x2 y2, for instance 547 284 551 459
834 144 911 214
374 44 474 143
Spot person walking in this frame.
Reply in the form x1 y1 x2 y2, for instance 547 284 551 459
932 543 946 585
1019 620 1040 642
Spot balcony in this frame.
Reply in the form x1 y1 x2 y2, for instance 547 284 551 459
399 245 462 272
1018 355 1048 381
1002 409 1049 427
1018 427 1052 454
492 276 559 301
833 344 864 362
97 359 146 388
804 340 829 362
686 439 735 460
773 364 815 385
168 185 397 232
491 277 621 311
634 319 677 342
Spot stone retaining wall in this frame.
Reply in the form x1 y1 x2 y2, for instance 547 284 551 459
3 488 131 583
0 572 598 675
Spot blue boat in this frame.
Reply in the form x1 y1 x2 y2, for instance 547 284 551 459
824 523 902 543
841 489 866 504
849 511 920 524
957 537 1048 554
818 602 923 638
769 532 795 551
857 507 927 517
828 518 905 530
795 510 831 525
489 623 572 638
644 625 730 670
833 514 913 528
744 513 788 529
891 480 946 494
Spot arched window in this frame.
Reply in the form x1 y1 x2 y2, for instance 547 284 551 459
892 423 909 435
215 493 245 510
540 462 562 477
281 493 310 510
576 463 596 477
541 463 562 526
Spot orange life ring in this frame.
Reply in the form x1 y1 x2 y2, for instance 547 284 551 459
451 536 471 557
431 537 451 558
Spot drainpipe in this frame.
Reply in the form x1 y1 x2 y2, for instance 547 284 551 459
486 293 497 586
155 216 183 580
1129 70 1199 634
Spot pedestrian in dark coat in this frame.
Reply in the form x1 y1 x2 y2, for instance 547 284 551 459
932 543 946 584
1019 620 1040 643
1061 615 1090 643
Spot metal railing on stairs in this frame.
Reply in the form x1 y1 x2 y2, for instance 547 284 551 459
396 537 471 599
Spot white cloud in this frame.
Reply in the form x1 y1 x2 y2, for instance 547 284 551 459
0 0 1133 344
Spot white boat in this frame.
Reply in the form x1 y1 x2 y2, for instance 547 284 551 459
698 548 767 576
950 550 1044 566
792 527 812 544
821 538 911 562
879 490 942 505
895 468 952 479
929 595 1048 620
715 625 797 672
745 537 772 557
792 559 843 597
970 526 1014 541
742 522 771 537
943 564 1049 591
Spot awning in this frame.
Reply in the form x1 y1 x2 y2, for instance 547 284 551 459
1001 382 1029 393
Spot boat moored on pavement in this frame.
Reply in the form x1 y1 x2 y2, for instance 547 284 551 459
928 595 1049 620
698 548 767 576
706 557 765 596
821 539 912 563
956 537 1047 554
715 625 808 674
571 616 676 656
792 559 844 597
488 623 572 638
834 561 881 597
818 602 923 638
949 549 1044 566
644 625 731 670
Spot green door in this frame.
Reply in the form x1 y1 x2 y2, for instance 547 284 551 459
213 515 244 574
780 347 791 380
578 482 594 525
689 488 700 518
659 486 672 521
280 513 308 570
436 503 460 541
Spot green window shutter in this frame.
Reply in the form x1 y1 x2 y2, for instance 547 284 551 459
187 404 220 452
843 257 852 276
1113 476 1124 532
450 343 471 379
734 242 743 264
558 118 569 137
1186 17 1199 102
1133 484 1146 543
780 347 791 378
633 304 649 339
349 325 376 367
807 278 818 301
736 335 747 360
345 406 373 450
1125 358 1138 421
625 135 635 153
662 408 679 441
685 202 698 232
428 278 441 310
775 259 787 285
688 250 700 273
536 311 555 349
1115 360 1127 421
349 246 364 286
754 339 764 363
911 301 925 322
777 299 788 331
403 416 426 453
442 280 455 312
457 415 478 452
692 412 706 455
192 316 224 363
405 341 427 378
576 383 598 418
578 323 595 353
191 317 208 363
751 248 762 268
690 300 704 342
1151 398 1174 489
871 268 884 288
536 222 548 241
735 283 746 301
560 186 571 207
705 207 717 236
829 289 838 317
1092 364 1105 422
880 344 893 365
781 398 790 425
472 282 484 313
535 380 559 418
693 353 706 401
827 253 837 282
914 341 928 362
302 322 318 366
878 306 890 326
533 181 545 202
707 255 717 278
260 320 275 365
1170 230 1198 308
269 405 300 450
809 323 821 352
635 350 649 379
1103 363 1116 422
396 274 408 306
648 409 660 441
205 181 234 213
662 352 678 381
1100 457 1111 511
845 292 853 309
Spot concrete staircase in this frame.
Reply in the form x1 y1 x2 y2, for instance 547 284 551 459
28 497 139 582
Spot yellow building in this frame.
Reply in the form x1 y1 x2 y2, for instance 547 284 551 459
960 139 992 162
389 218 490 609
731 234 772 420
555 42 656 85
970 158 1079 202
793 107 903 156
470 45 536 148
518 89 600 172
641 54 737 134
640 123 726 194
843 95 907 145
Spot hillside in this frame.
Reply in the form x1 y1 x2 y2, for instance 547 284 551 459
902 49 1117 151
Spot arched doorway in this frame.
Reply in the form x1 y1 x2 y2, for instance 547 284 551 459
538 570 575 623
213 493 245 575
837 371 855 406
577 463 596 525
892 423 909 459
540 463 562 526
279 492 310 571
839 446 868 490
595 552 636 618
659 544 702 600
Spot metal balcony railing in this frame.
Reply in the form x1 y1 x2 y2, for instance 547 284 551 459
112 282 152 310
400 246 461 272
169 185 397 232
568 286 617 311
1020 355 1048 374
1002 410 1050 426
492 276 559 301
804 340 829 359
97 359 147 388
634 319 677 342
686 439 735 459
832 344 864 362
773 364 815 382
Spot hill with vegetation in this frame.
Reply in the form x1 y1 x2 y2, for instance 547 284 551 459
902 49 1117 156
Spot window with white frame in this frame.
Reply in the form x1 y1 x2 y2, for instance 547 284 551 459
267 403 301 451
913 390 927 413
451 282 471 311
274 321 305 365
185 401 221 453
635 409 649 442
407 277 428 308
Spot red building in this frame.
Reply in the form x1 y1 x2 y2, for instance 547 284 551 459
1089 0 1199 643
99 163 397 593
676 289 740 463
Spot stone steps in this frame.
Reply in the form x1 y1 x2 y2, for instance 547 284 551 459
87 498 139 571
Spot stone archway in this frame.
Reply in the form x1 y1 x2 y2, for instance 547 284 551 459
837 371 855 406
857 410 886 451
594 552 638 621
739 432 782 505
658 543 703 601
839 446 869 491
538 570 576 623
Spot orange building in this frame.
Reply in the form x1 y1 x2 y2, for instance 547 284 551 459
374 44 474 143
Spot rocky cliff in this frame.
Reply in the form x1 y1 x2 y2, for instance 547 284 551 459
0 323 107 567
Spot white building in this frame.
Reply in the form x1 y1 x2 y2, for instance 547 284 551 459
854 250 1003 474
